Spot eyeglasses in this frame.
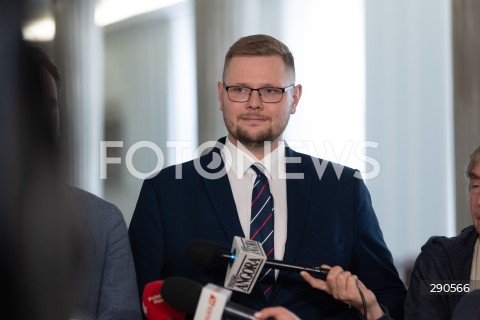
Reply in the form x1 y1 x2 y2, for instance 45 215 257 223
223 84 294 103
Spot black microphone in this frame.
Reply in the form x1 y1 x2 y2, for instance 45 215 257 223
161 276 262 320
187 238 329 280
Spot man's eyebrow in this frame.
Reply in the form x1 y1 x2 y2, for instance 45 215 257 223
468 172 480 180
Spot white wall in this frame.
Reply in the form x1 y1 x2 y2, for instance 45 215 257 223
364 0 454 271
283 0 367 174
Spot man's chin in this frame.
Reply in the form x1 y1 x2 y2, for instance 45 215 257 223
236 135 274 149
238 140 270 150
228 126 279 149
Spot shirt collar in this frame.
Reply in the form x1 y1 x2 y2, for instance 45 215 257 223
221 136 286 179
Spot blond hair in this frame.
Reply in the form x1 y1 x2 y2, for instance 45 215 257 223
222 34 295 81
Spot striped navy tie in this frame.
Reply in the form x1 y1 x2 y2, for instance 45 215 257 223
250 164 275 298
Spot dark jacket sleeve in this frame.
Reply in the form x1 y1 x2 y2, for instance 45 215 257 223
352 176 406 319
404 247 453 319
404 227 476 319
71 188 141 320
97 203 142 320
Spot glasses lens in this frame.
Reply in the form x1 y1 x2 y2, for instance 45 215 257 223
259 88 284 103
227 87 250 102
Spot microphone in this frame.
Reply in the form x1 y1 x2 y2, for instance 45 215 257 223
187 237 329 292
161 276 261 320
142 280 186 320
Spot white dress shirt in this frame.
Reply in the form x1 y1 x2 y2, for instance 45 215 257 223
221 137 288 262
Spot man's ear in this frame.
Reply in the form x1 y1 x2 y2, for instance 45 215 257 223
290 84 302 114
217 81 224 111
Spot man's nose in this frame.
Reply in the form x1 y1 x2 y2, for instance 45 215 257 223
247 89 262 108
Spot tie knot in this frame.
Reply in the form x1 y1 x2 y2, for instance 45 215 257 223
251 164 265 177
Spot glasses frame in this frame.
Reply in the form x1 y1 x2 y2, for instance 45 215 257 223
223 83 295 103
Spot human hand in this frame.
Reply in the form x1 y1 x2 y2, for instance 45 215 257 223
254 306 301 320
300 265 384 320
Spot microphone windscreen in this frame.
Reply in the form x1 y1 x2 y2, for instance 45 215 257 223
161 277 203 314
186 239 222 267
142 280 185 320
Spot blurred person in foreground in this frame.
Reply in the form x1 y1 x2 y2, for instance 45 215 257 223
24 43 141 320
129 34 406 319
404 145 480 319
1 35 82 320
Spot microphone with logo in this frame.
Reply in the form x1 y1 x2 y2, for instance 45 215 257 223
142 280 186 320
187 236 329 294
161 276 273 320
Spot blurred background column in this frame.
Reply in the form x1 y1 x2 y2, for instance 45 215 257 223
452 0 480 231
102 2 198 224
195 0 239 143
53 0 104 196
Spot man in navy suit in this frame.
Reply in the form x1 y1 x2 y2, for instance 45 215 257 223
129 34 406 319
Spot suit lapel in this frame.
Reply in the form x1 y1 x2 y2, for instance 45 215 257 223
200 140 266 303
270 147 312 302
283 148 312 262
200 139 245 241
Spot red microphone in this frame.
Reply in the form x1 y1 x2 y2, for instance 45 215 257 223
142 280 186 320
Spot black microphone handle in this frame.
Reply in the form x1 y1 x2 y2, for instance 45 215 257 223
223 301 256 320
219 250 329 280
217 246 329 280
224 302 275 320
264 259 329 280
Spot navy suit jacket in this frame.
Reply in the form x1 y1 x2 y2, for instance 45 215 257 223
129 138 406 319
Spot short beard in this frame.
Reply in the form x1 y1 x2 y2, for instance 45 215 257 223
235 127 275 150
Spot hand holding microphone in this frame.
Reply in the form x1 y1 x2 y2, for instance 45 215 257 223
254 307 301 320
186 237 378 319
300 265 383 320
187 236 329 293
